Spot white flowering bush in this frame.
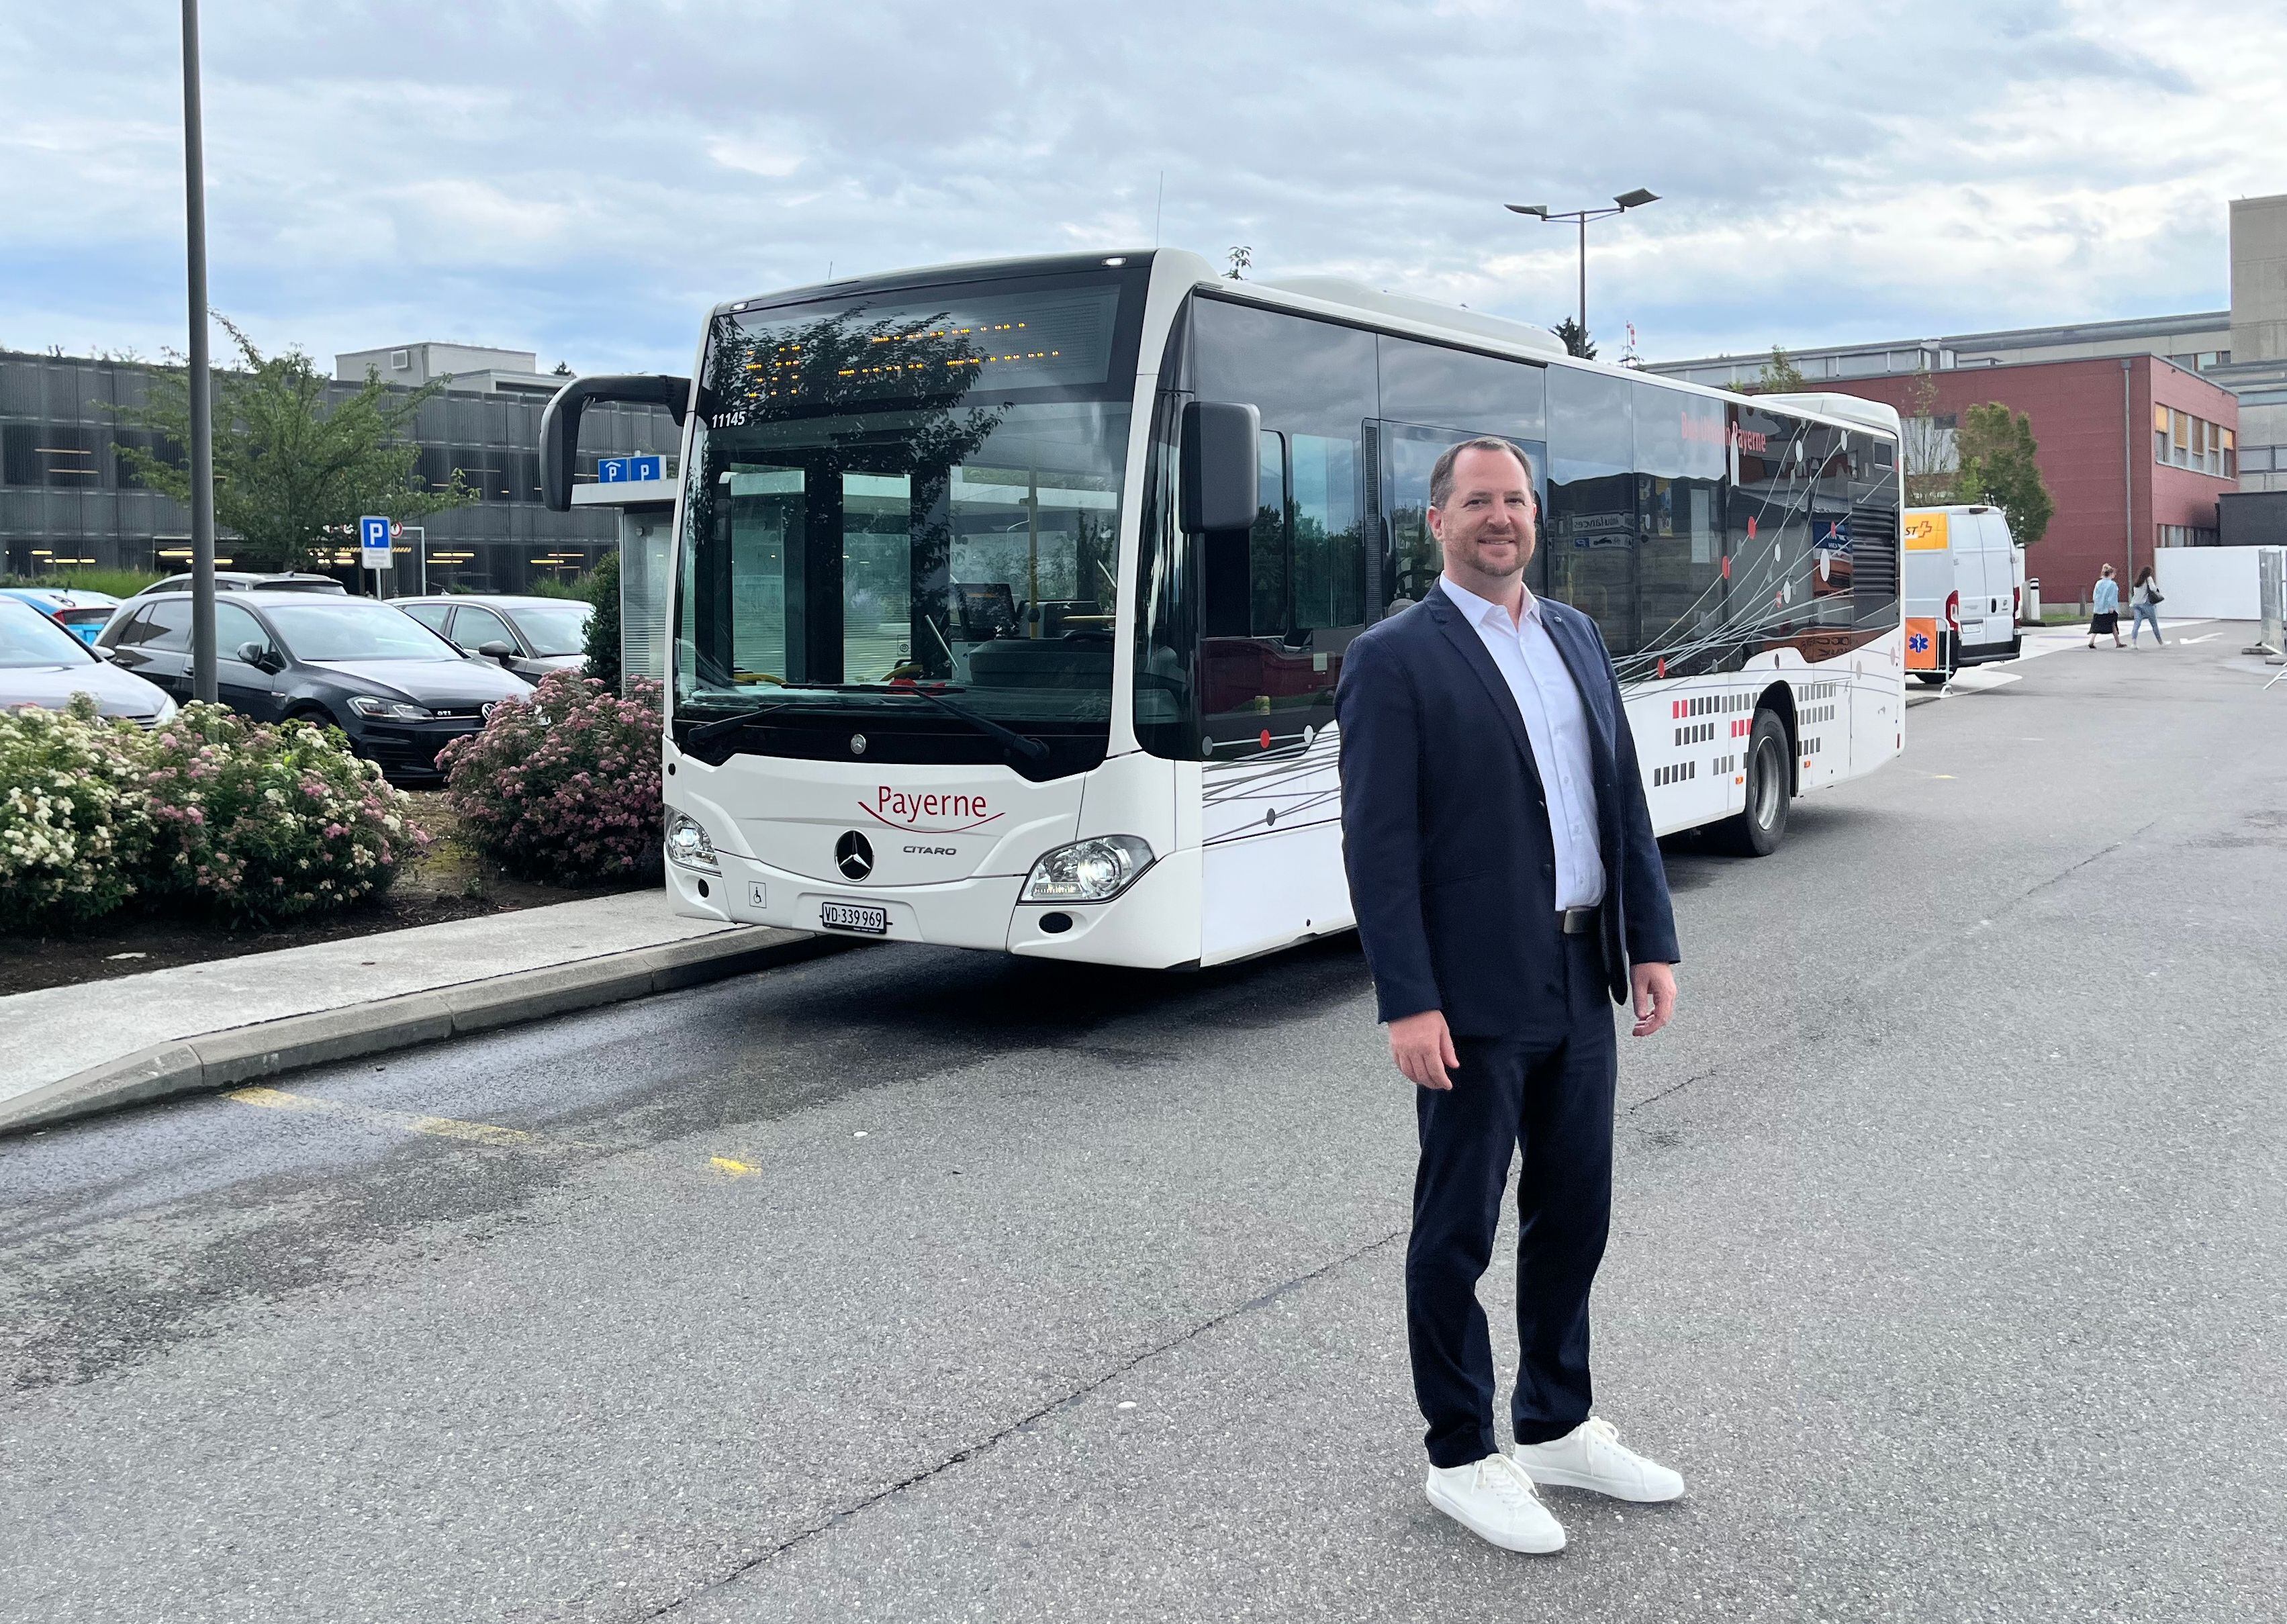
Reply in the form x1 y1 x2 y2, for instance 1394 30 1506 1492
142 703 428 924
0 696 154 930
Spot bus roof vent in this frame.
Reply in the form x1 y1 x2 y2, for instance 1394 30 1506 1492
1262 276 1569 359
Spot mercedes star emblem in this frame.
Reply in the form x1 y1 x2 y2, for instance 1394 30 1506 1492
835 830 874 881
849 732 868 756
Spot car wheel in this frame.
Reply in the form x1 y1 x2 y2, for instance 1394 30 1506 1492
1709 710 1791 857
284 704 352 745
1914 671 1947 686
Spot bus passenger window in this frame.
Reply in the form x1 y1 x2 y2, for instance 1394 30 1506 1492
1289 433 1362 630
1184 297 1375 757
1545 367 1637 654
1634 387 1726 677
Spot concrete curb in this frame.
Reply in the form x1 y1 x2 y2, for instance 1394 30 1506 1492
0 927 847 1138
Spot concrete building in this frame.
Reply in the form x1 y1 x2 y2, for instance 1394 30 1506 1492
2214 193 2287 493
334 342 566 400
0 344 678 589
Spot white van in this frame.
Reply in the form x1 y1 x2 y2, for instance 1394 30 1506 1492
1904 506 2022 684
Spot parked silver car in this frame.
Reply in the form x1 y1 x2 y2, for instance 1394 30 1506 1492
395 594 593 681
0 597 175 725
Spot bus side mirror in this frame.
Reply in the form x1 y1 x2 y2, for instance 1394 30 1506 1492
1180 401 1261 534
540 374 694 511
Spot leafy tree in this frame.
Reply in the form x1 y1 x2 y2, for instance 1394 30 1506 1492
1956 401 2054 548
117 317 471 571
581 548 622 692
1225 246 1253 280
1552 317 1596 359
1735 345 1805 395
1900 367 1963 506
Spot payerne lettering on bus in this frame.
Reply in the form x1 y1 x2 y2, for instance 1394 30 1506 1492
864 786 1005 831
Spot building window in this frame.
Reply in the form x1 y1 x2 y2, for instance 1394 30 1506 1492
2 424 103 487
2153 406 2234 477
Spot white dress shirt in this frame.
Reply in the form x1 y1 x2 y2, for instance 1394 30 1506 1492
1439 575 1606 910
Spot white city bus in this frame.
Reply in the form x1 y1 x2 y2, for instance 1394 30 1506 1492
543 250 1904 969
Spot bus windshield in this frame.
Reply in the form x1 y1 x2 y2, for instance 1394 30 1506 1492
673 267 1144 770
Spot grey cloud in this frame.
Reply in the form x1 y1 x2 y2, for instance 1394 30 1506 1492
0 0 2270 371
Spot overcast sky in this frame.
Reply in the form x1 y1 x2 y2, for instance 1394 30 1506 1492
5 1 2283 375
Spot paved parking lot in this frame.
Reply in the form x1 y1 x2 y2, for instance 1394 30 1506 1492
5 632 2284 1622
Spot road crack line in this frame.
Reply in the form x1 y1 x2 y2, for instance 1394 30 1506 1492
636 1225 1409 1619
1871 818 2161 993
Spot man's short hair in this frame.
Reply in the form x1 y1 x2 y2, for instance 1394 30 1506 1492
1428 436 1538 511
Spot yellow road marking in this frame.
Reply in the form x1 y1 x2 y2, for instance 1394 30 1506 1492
222 1085 763 1179
224 1085 600 1153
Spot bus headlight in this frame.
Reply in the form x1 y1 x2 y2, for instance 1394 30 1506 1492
665 812 719 872
1023 835 1154 903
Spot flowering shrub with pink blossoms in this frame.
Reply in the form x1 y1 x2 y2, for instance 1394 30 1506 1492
436 670 663 884
140 702 428 924
0 696 153 930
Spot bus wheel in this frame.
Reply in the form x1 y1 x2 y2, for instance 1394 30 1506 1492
1711 710 1790 857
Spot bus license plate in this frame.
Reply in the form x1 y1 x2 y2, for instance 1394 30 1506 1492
821 900 888 935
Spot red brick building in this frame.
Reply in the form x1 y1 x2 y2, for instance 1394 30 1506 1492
1824 356 2239 604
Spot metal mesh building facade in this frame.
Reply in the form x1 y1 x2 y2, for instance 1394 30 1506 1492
0 347 679 591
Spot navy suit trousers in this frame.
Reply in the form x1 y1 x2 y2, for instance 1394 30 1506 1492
1406 931 1618 1468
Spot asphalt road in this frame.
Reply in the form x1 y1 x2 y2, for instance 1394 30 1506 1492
5 630 2284 1623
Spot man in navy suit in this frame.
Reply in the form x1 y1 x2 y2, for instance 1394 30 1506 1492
1336 437 1683 1556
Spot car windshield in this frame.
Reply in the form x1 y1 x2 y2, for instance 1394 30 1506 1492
264 602 462 662
0 603 96 667
507 602 592 657
673 267 1144 763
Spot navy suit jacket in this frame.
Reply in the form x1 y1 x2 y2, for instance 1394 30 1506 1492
1334 581 1681 1035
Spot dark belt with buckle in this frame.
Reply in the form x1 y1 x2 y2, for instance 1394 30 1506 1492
1557 906 1597 936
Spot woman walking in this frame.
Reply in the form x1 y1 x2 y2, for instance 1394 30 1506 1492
2131 566 2165 646
2088 564 2123 649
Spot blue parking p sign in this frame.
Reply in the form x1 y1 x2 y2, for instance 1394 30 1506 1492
359 515 393 569
597 455 665 484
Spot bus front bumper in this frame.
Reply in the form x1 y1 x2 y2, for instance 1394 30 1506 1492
665 845 1201 968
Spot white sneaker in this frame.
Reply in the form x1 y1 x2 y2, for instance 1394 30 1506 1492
1425 1453 1567 1554
1511 1417 1684 1502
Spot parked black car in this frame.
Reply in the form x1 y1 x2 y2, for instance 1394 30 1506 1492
99 591 531 781
396 594 593 681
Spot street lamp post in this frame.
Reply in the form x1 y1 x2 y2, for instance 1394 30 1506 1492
180 0 218 704
1506 188 1661 352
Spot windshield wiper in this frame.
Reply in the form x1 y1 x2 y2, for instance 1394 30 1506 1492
683 700 798 747
878 683 1050 765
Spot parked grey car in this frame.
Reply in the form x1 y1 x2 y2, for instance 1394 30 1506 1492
395 594 594 681
0 597 175 725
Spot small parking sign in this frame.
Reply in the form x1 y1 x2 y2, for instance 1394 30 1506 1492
359 515 393 570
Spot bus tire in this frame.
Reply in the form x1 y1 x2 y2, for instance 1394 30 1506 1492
1710 710 1790 857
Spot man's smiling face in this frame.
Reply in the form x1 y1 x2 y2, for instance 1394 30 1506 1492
1429 443 1538 588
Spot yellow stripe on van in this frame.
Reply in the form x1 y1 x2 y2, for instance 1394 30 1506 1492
1904 512 1950 550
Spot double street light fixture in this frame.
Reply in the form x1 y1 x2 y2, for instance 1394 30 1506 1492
1507 188 1661 352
